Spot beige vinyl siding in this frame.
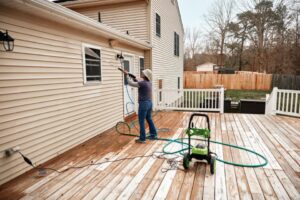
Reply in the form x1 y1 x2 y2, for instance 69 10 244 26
0 10 144 185
150 0 184 103
74 2 149 42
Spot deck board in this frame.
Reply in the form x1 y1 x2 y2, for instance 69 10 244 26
0 112 299 200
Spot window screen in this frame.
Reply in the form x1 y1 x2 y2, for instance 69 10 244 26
84 47 101 82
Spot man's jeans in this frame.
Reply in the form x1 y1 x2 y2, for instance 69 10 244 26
138 100 157 141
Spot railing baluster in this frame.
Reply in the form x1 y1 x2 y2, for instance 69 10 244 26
212 91 214 109
277 91 280 111
204 91 207 109
213 91 215 109
286 92 289 112
188 90 190 109
291 92 294 113
281 92 286 112
195 91 197 109
198 90 201 109
203 90 205 109
295 93 299 114
192 90 194 108
288 92 291 112
209 91 211 109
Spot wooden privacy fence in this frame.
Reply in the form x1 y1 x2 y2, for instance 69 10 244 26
272 74 300 90
184 71 272 90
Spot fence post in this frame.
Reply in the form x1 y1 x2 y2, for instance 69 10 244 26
219 87 224 113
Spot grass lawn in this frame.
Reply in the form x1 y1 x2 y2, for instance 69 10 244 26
225 90 271 102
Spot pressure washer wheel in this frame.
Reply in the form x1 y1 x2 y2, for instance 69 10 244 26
183 153 190 170
210 156 216 174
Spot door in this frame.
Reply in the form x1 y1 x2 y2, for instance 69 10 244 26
123 56 135 116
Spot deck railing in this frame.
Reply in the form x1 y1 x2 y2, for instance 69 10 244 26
155 88 224 113
265 87 300 117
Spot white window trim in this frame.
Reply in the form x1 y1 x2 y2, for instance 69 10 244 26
82 43 103 85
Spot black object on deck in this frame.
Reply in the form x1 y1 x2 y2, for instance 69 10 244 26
239 99 265 114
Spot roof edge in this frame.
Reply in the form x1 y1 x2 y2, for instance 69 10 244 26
7 0 151 50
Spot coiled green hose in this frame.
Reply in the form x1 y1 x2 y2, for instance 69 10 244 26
115 122 268 168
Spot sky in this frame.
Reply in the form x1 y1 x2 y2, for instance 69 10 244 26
178 0 212 30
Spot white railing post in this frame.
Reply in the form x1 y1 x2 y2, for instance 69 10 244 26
272 87 278 115
265 94 270 114
219 87 224 113
265 87 278 115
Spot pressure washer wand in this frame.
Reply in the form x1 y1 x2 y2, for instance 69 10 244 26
118 67 137 80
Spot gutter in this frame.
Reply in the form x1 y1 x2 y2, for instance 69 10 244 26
10 0 152 50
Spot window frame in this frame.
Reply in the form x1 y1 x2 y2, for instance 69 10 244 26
82 43 102 85
156 13 161 37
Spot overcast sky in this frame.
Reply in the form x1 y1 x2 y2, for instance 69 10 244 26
178 0 212 30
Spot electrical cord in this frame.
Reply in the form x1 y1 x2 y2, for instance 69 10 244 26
18 150 181 174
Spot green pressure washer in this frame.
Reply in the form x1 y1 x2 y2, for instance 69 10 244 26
183 113 216 174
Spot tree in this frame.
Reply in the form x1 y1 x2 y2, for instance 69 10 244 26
235 0 277 72
184 27 201 59
206 0 235 66
228 11 252 70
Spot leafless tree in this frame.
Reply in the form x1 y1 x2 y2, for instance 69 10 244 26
184 27 201 59
205 0 235 66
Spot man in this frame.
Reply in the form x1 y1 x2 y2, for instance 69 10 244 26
121 69 157 143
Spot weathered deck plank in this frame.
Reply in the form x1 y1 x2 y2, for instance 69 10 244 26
0 112 299 200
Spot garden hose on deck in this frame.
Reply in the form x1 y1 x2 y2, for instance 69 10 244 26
115 121 268 168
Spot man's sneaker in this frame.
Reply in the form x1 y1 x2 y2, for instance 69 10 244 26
135 139 146 143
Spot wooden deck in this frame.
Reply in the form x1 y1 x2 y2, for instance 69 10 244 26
0 112 300 200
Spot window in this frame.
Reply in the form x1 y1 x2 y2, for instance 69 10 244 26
156 13 161 37
139 57 144 75
174 32 179 56
83 45 101 83
177 77 180 89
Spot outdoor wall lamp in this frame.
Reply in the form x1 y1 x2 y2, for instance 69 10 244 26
116 52 124 63
0 30 14 51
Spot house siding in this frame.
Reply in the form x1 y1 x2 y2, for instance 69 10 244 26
0 10 144 185
73 2 149 42
150 0 184 96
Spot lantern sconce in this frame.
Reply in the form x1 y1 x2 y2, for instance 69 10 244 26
116 52 124 63
0 30 14 51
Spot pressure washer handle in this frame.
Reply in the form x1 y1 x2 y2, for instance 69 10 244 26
188 113 210 131
118 67 137 79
